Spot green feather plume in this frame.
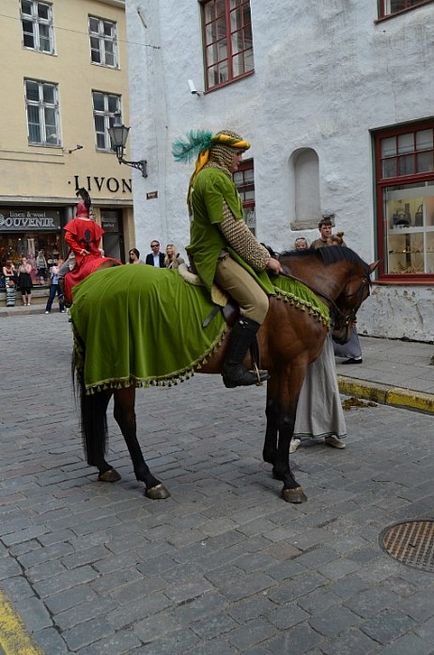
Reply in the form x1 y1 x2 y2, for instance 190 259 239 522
172 130 213 163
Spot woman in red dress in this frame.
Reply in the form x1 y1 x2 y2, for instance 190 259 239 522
62 189 115 304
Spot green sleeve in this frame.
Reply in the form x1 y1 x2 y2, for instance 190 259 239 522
200 171 244 224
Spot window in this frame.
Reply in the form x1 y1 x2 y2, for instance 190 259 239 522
234 159 256 234
92 91 121 150
25 79 60 145
379 0 431 18
201 0 254 91
89 16 118 67
374 121 434 280
21 0 54 53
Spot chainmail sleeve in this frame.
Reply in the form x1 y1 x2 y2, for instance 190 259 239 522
219 201 270 271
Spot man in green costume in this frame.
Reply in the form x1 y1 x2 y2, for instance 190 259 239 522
173 129 282 388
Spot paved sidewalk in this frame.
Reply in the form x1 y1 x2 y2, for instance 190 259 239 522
1 304 433 414
337 335 434 415
0 313 434 655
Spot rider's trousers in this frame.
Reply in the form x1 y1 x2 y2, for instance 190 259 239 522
215 254 269 324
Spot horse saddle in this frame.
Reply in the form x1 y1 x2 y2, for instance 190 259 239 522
176 264 238 327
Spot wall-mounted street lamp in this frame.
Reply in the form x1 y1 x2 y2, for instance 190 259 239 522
108 116 147 178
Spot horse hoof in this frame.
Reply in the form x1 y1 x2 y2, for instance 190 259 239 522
145 483 171 500
281 487 307 503
98 469 121 482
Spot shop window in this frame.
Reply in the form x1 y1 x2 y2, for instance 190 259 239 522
374 120 434 281
21 0 54 54
233 159 256 235
292 148 321 228
25 79 60 146
201 0 254 91
92 91 121 150
378 0 432 18
89 16 118 68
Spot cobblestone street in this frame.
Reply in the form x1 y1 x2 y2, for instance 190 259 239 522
1 313 434 654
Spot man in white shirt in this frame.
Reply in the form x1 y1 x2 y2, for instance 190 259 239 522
145 240 165 267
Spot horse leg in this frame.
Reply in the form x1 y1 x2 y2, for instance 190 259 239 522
113 388 170 499
80 387 121 481
263 376 279 465
271 368 308 504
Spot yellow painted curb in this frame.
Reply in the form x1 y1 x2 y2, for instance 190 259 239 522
0 591 43 655
338 376 434 415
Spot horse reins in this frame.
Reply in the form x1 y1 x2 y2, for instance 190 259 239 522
278 264 371 327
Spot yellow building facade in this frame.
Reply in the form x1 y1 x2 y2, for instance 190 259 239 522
0 0 135 287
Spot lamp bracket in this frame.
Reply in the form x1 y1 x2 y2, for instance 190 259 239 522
118 156 148 178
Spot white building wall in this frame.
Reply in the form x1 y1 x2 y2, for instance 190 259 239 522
126 0 434 342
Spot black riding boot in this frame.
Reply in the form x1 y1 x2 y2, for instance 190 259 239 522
222 317 270 388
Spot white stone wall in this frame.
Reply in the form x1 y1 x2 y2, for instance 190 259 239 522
126 0 434 342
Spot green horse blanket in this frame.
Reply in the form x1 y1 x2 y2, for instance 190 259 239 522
71 264 329 394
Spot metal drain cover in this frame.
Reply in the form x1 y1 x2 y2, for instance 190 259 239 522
380 520 434 572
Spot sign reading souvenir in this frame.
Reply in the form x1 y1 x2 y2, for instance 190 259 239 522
0 208 61 232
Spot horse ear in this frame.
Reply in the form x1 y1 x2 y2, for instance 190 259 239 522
369 260 380 273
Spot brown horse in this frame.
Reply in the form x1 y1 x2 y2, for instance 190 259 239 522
73 246 377 504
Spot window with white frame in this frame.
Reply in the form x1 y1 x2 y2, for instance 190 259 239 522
89 16 118 67
25 79 60 146
379 0 432 18
92 92 121 150
374 120 434 281
201 0 254 91
21 0 54 54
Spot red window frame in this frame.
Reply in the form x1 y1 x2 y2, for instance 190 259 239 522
374 120 434 283
378 0 433 19
200 0 254 92
233 158 255 234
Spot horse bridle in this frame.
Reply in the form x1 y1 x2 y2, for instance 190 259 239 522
279 264 371 328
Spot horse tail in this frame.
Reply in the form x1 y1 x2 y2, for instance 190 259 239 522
72 338 109 467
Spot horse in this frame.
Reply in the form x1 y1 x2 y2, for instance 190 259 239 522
72 247 377 504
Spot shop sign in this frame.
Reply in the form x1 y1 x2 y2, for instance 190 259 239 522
0 208 61 232
73 175 132 194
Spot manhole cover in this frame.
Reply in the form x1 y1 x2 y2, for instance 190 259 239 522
380 520 434 572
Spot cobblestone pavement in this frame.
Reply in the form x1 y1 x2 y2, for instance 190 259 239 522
1 314 434 654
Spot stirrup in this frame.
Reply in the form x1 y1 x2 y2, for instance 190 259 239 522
222 364 269 389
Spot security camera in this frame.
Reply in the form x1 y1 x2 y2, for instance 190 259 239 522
188 79 198 95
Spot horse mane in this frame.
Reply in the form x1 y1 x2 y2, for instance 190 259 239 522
280 245 369 271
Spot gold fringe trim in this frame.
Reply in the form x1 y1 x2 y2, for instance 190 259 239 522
274 289 330 328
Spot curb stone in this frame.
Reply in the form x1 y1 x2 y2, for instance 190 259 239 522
338 376 434 416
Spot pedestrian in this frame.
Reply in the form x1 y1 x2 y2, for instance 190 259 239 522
145 240 165 267
36 249 48 284
311 213 335 249
45 258 65 313
3 260 17 307
128 248 145 264
173 128 282 388
17 256 33 306
2 259 17 280
164 243 185 269
291 333 347 452
328 230 363 365
294 236 309 250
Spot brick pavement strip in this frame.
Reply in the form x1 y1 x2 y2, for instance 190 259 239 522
0 314 434 654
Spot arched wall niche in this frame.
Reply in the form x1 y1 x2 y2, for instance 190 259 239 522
289 148 321 230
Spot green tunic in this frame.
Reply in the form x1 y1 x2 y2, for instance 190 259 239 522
187 167 244 291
